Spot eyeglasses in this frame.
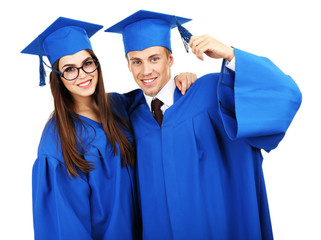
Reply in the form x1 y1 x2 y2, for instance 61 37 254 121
57 58 99 81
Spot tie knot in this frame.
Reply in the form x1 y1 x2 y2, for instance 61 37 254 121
151 98 163 111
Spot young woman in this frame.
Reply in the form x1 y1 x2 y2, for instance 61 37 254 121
22 17 196 239
21 17 140 239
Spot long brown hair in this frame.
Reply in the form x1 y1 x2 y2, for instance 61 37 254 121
49 49 135 177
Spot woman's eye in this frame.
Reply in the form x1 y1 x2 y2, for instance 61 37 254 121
65 67 75 73
84 60 94 66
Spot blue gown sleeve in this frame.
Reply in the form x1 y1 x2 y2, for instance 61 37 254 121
32 155 92 240
109 91 136 113
218 48 302 152
110 90 144 115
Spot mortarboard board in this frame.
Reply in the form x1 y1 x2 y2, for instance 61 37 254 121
21 17 103 86
105 10 193 55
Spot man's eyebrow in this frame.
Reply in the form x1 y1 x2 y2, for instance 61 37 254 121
149 54 161 58
129 57 141 61
129 53 161 62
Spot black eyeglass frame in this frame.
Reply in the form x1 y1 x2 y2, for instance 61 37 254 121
50 58 99 81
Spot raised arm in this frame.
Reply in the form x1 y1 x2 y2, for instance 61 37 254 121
189 34 302 151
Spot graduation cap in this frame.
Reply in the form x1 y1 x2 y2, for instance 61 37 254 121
21 17 103 86
105 10 193 55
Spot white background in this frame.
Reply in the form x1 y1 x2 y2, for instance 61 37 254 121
1 0 320 239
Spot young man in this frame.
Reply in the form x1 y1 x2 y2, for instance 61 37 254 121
106 10 302 239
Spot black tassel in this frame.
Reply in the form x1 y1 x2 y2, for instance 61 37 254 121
176 20 193 53
39 55 46 86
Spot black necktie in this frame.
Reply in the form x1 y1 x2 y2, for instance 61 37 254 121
151 98 164 126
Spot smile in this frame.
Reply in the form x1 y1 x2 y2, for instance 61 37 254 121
141 77 157 86
77 79 92 88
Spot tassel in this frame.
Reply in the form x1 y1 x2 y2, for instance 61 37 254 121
39 55 46 86
176 20 193 53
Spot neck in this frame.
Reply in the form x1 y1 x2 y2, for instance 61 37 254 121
73 95 100 122
144 75 175 111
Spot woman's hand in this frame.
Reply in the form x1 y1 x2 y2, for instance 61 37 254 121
175 72 198 95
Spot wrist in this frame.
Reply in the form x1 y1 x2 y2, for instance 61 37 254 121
226 47 235 61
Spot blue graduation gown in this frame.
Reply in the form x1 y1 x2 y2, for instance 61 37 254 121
32 114 140 239
119 48 302 239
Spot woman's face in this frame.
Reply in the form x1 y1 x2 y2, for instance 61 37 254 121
58 50 98 101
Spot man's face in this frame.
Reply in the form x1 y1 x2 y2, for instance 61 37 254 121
127 46 173 97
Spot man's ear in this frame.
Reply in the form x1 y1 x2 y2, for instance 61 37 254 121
126 55 132 72
170 54 174 67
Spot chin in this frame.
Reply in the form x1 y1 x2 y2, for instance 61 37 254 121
143 89 157 97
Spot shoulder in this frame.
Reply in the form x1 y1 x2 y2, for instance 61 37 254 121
37 116 101 163
172 73 221 114
185 72 220 98
109 89 145 115
123 88 143 98
108 92 129 115
197 73 220 86
37 117 64 163
108 89 143 105
108 89 142 101
34 120 77 177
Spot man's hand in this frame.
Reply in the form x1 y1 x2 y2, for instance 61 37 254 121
189 35 235 61
175 72 198 95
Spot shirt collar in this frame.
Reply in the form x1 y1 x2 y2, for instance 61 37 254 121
144 77 176 111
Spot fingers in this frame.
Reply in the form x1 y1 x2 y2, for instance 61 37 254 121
195 40 212 61
189 35 206 49
190 35 235 61
174 75 182 92
181 78 188 95
175 72 197 95
189 35 211 61
191 73 197 83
